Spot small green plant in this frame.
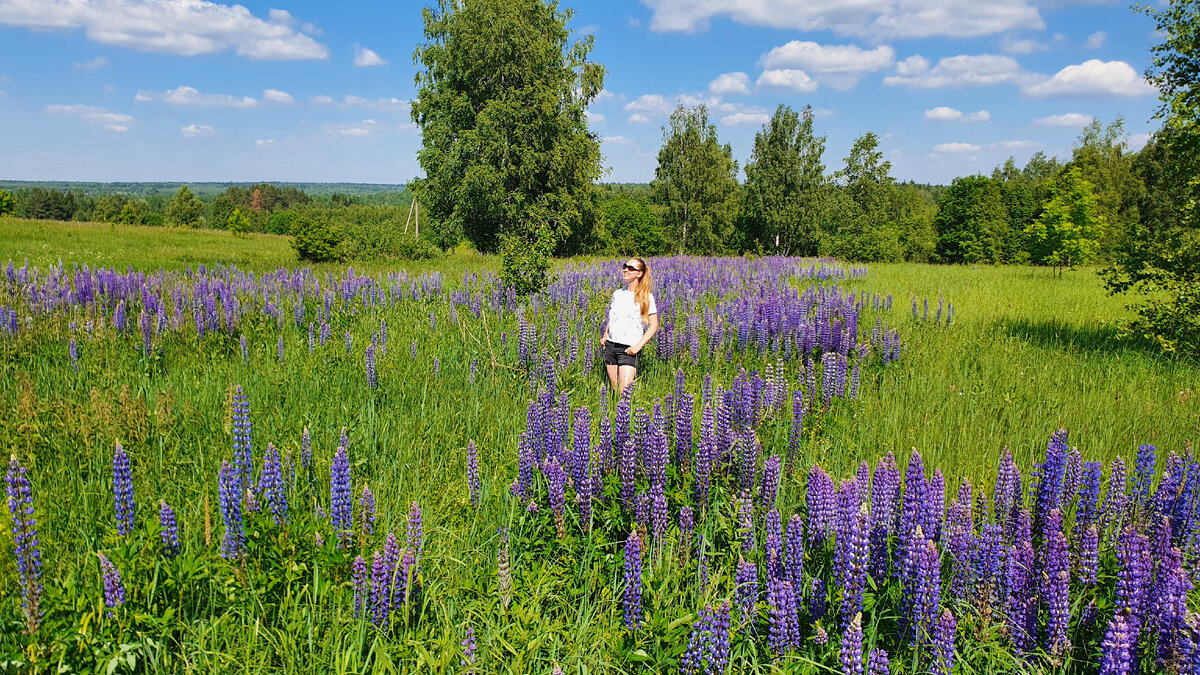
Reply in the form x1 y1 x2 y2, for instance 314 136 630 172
291 214 343 262
227 208 251 237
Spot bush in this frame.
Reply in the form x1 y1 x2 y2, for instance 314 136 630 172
291 215 344 262
228 208 251 237
601 195 668 256
0 189 14 217
265 210 303 235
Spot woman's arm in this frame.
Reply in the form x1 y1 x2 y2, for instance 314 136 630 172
600 321 609 346
626 313 659 355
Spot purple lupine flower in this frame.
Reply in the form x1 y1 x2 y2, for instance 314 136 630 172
466 441 480 507
1114 526 1151 627
785 514 804 593
867 648 889 675
69 337 78 372
1078 462 1102 528
159 499 180 559
624 529 643 629
98 552 125 616
1152 549 1192 666
461 624 477 673
1033 430 1069 539
651 489 668 544
277 334 285 363
681 601 731 675
905 533 940 645
545 457 567 539
1042 509 1071 654
737 495 755 554
839 502 870 628
370 550 391 629
112 441 135 536
760 455 782 513
330 447 353 546
365 342 377 390
870 452 900 579
1100 610 1135 675
382 532 404 607
359 485 376 538
765 509 784 580
1004 542 1034 654
259 443 288 525
840 612 864 675
807 464 836 546
1104 457 1129 534
675 392 694 469
678 506 695 561
1063 448 1083 504
407 501 424 579
738 431 759 497
7 454 43 632
926 469 945 541
809 577 827 621
696 404 715 508
217 460 245 558
736 557 759 626
1079 523 1099 585
1133 444 1157 512
352 554 368 618
766 578 801 656
974 522 1003 614
930 608 957 675
994 447 1021 539
512 433 534 500
619 439 637 510
232 386 253 494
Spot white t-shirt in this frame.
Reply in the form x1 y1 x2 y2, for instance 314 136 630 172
607 288 657 345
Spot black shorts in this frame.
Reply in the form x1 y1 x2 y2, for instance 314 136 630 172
603 341 639 368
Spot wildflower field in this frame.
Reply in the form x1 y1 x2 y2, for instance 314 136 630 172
1 222 1198 674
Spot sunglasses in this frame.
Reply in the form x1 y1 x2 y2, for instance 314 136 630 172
622 264 642 272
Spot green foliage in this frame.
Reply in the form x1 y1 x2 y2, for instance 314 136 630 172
0 189 13 217
600 194 667 256
166 185 205 228
118 200 152 226
1025 167 1106 273
741 105 826 255
265 210 304 235
16 188 78 221
1069 118 1143 258
933 175 1012 264
91 194 130 224
291 214 344 262
208 195 237 232
411 0 604 292
825 132 908 262
227 208 250 237
652 105 740 254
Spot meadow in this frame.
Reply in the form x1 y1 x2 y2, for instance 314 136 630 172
1 219 1197 674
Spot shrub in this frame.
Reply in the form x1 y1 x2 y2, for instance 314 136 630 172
265 210 303 235
291 215 343 262
0 189 14 217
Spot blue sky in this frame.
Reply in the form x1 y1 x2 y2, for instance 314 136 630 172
0 0 1165 185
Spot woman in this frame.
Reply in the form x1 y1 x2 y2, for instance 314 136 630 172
600 257 658 394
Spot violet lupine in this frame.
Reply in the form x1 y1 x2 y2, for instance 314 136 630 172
330 446 352 545
1100 610 1135 675
300 427 312 474
1114 526 1151 630
359 485 376 538
993 447 1022 539
370 550 391 629
807 464 837 547
259 443 288 525
736 557 759 626
785 514 804 594
974 522 1003 614
870 452 901 579
98 552 125 616
809 578 827 621
930 608 957 675
840 502 870 628
760 455 782 513
737 495 755 554
1133 444 1157 513
1063 448 1083 504
926 469 945 541
675 393 693 469
352 555 368 618
461 625 477 674
696 404 715 508
69 338 78 372
217 460 245 559
1079 523 1099 585
112 441 135 536
1033 430 1069 540
6 454 43 632
232 386 253 494
680 601 731 675
651 490 668 545
571 407 591 491
840 612 865 675
407 501 424 578
624 529 643 630
466 441 481 507
159 499 180 559
1042 508 1071 655
738 432 758 497
679 506 694 562
1004 542 1034 654
867 648 890 675
905 532 940 645
545 457 567 538
365 342 377 390
619 439 637 510
1152 551 1192 666
1104 457 1129 534
766 578 801 656
764 509 783 580
278 334 285 363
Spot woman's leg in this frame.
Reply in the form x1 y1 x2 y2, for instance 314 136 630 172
618 365 637 393
606 363 621 392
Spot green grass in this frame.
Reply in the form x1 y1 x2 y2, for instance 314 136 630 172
0 219 1196 673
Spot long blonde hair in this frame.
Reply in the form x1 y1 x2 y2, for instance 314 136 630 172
631 257 653 322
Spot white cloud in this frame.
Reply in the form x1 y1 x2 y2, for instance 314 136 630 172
641 0 1043 40
895 55 929 76
924 106 990 121
883 54 1031 89
181 123 216 137
604 135 635 144
628 113 652 124
135 86 257 108
1084 31 1107 49
625 94 673 116
46 103 134 126
0 0 328 60
263 88 294 104
354 46 387 67
1128 132 1151 151
333 127 371 137
1032 112 1094 127
101 124 126 132
759 41 894 90
594 88 616 101
756 69 817 92
255 138 276 147
342 95 409 114
709 72 750 95
73 56 109 70
585 110 606 124
933 142 982 152
1001 36 1047 54
721 112 770 127
309 94 334 105
1022 60 1155 98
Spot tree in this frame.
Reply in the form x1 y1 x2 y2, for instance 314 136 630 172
292 214 343 262
826 132 900 261
92 194 130 223
0 189 13 217
1025 167 1106 275
1100 0 1200 357
411 0 605 294
1069 117 1143 258
933 175 1011 264
601 194 667 256
741 104 826 255
652 104 740 254
227 208 250 237
118 200 151 226
166 185 204 227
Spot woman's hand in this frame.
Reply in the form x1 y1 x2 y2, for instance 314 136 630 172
625 344 641 355
600 335 607 347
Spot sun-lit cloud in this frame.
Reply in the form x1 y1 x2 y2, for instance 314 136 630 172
628 113 652 124
756 69 817 93
135 86 257 108
46 103 134 127
933 142 982 152
1032 112 1094 127
0 0 328 60
709 72 751 95
1084 31 1107 49
353 46 387 67
924 106 990 122
181 123 217 137
73 56 109 70
1022 59 1155 98
884 54 1032 89
759 41 893 89
263 89 294 104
